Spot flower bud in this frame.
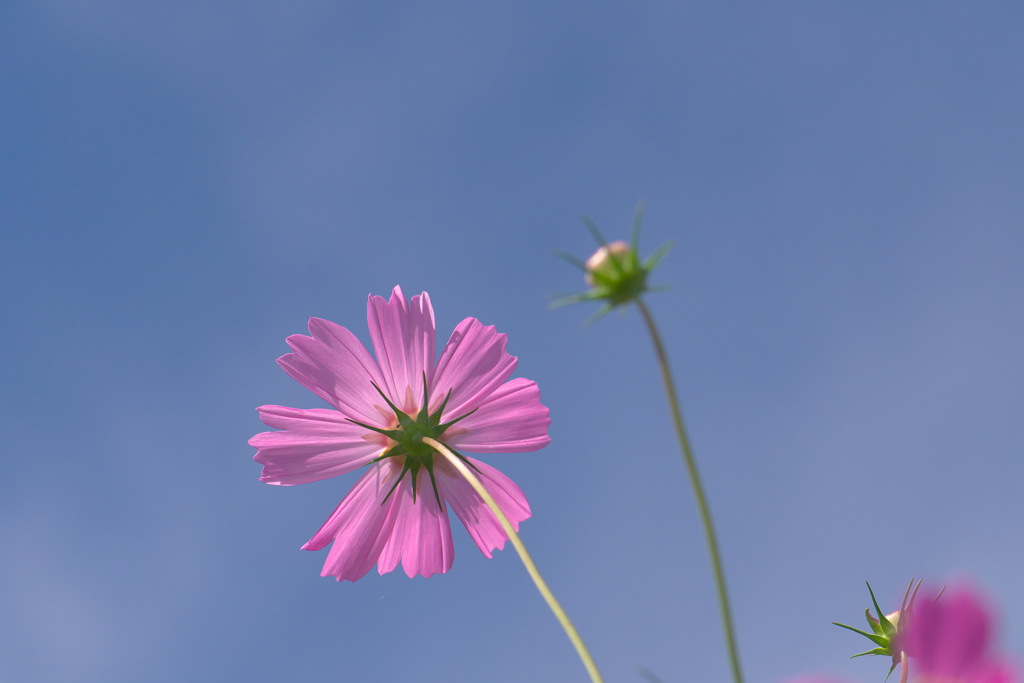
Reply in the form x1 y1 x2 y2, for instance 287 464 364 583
584 240 632 286
550 202 671 321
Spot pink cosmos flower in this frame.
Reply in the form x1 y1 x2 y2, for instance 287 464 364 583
250 286 551 582
907 584 1017 683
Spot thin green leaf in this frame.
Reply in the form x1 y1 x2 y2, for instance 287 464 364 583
851 648 889 658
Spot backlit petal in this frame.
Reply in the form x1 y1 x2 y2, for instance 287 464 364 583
277 318 387 424
250 405 382 485
303 462 403 583
435 457 530 559
432 318 517 418
909 586 992 679
366 286 436 413
377 469 454 578
445 378 551 453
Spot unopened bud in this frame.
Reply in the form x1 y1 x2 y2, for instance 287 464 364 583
584 240 631 286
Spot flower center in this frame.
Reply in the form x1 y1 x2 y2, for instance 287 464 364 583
347 373 479 509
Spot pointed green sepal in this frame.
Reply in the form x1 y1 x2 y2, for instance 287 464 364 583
867 582 896 636
552 249 588 272
584 303 615 326
429 388 453 427
548 292 602 310
445 446 482 474
867 608 884 635
581 213 608 247
369 444 405 464
346 418 402 441
642 240 673 271
436 407 478 435
424 460 443 510
381 458 414 506
629 201 645 255
833 622 890 649
370 382 415 429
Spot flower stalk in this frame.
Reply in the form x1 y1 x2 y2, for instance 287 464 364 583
423 436 605 683
636 299 744 683
553 204 743 683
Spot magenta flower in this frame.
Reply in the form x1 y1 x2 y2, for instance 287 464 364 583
250 286 551 582
907 585 1017 683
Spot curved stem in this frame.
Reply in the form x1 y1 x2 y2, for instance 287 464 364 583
635 299 744 683
422 437 605 683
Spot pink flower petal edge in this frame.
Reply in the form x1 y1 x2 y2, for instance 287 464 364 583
251 286 550 581
785 582 1017 683
908 584 1018 683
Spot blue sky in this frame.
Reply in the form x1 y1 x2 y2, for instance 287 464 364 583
2 2 1023 682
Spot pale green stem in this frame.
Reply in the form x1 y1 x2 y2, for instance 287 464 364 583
635 299 744 683
422 437 605 683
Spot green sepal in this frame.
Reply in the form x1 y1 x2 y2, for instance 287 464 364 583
369 444 405 464
643 240 673 271
548 291 603 310
444 445 482 474
866 582 896 636
551 249 588 272
629 201 645 255
436 406 478 435
429 389 453 427
885 661 899 682
867 608 884 635
380 457 414 506
423 459 443 509
833 622 890 649
416 373 433 425
346 418 402 441
370 382 415 430
580 213 608 247
851 648 890 659
584 303 614 326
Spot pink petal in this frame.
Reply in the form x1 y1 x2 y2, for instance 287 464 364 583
432 318 517 419
366 286 436 414
377 468 454 578
276 318 388 425
444 377 551 453
250 405 382 485
974 660 1019 683
910 586 992 679
303 462 403 583
434 456 530 558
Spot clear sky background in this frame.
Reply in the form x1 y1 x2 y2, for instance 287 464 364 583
2 2 1022 682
